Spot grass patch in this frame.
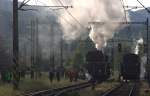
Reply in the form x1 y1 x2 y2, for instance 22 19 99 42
0 84 20 96
0 72 85 96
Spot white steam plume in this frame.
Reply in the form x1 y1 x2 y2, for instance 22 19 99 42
134 38 144 54
60 0 127 49
140 55 146 79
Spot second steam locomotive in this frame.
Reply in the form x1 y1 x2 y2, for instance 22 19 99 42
121 53 141 81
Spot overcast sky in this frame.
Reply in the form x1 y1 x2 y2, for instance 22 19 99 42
18 0 150 7
125 0 150 7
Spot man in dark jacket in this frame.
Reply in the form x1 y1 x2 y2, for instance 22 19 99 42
49 70 54 83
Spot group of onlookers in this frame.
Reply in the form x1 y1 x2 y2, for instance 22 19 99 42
48 67 92 83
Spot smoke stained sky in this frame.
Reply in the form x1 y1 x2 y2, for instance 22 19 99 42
2 0 150 50
18 0 150 7
17 0 126 49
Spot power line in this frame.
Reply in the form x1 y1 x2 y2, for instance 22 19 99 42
136 0 150 14
50 0 76 27
57 0 85 28
30 0 75 27
124 6 143 9
120 0 128 23
122 0 127 6
35 0 75 27
51 0 85 28
24 4 72 8
18 0 31 9
18 0 39 11
20 0 72 11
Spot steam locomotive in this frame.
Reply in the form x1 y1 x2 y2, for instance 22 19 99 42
85 50 110 82
121 53 141 80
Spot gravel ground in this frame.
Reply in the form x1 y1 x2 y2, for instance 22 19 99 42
139 81 150 96
78 81 120 96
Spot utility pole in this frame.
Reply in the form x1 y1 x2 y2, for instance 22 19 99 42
60 33 63 67
32 18 36 79
24 44 27 68
49 25 55 71
147 18 149 68
30 19 35 79
30 18 38 79
13 0 20 89
111 39 115 77
35 17 40 79
60 34 64 77
146 18 149 83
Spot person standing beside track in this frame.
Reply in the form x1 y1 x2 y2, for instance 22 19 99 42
90 76 96 90
49 69 54 83
56 68 60 82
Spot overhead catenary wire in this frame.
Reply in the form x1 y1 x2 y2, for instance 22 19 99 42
124 6 143 10
120 0 128 23
18 0 39 11
50 0 76 27
122 0 127 6
19 0 31 9
57 0 86 28
36 0 75 28
136 0 150 14
123 0 145 10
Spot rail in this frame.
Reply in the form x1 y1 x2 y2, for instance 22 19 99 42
101 82 137 96
24 82 91 96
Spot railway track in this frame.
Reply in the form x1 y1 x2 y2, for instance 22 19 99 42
101 82 137 96
24 81 91 96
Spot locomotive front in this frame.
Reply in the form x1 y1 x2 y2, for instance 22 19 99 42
85 50 110 83
121 53 141 81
